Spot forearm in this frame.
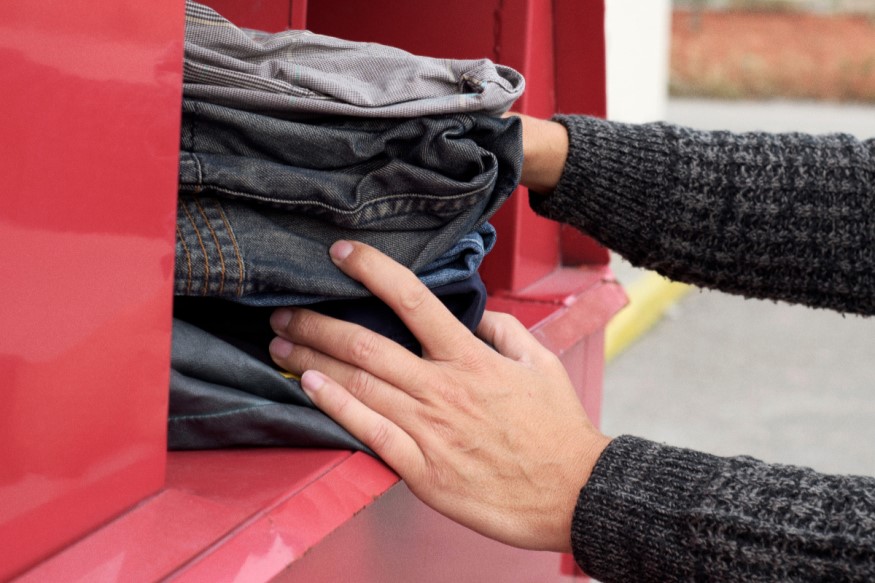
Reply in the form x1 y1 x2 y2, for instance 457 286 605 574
529 115 875 315
574 436 875 582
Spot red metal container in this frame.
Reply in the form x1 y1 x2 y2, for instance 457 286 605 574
0 1 184 578
5 1 623 580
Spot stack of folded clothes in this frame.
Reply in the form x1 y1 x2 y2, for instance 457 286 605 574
169 0 525 451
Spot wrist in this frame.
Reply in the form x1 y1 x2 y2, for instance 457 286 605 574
520 118 569 195
553 432 612 552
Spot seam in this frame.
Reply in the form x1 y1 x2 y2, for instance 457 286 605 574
213 198 246 297
176 223 193 295
180 201 210 296
176 182 496 215
168 402 278 421
193 195 227 296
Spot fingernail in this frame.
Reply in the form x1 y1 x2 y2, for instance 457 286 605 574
329 240 354 262
270 308 293 332
301 370 326 392
269 336 294 359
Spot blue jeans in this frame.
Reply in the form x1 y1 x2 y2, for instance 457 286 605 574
176 99 520 305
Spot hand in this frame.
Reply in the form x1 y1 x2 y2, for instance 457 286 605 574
504 112 569 194
269 241 611 552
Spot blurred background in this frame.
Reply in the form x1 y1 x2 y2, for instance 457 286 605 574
600 0 875 475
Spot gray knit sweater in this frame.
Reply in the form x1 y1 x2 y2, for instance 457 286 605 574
530 115 875 582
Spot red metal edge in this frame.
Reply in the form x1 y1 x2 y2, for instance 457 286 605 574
488 264 627 341
199 0 291 32
168 452 399 581
15 451 398 582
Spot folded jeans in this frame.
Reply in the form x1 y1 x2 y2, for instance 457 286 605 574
176 99 520 304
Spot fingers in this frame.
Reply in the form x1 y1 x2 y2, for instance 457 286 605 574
475 310 547 366
269 334 422 421
299 370 424 472
270 307 429 397
328 241 474 361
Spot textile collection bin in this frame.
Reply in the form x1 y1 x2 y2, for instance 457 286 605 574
4 0 625 580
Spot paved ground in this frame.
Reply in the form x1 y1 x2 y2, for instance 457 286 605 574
602 99 875 476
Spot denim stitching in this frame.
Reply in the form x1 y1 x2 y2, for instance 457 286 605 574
213 198 246 297
176 182 496 217
176 223 194 295
168 402 279 421
193 195 227 296
180 200 210 296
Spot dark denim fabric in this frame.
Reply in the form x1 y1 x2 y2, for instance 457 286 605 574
176 195 495 305
173 272 488 362
169 273 487 450
175 99 521 304
169 319 369 452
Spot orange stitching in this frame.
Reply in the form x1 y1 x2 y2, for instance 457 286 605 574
181 201 210 296
193 196 226 296
213 199 246 297
176 223 193 296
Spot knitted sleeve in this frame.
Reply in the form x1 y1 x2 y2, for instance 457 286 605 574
572 436 875 582
529 115 875 315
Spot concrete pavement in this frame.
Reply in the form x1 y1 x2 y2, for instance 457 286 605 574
602 99 875 476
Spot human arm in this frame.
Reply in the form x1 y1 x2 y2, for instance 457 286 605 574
269 242 875 581
514 114 875 316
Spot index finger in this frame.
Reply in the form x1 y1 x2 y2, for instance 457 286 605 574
329 240 474 361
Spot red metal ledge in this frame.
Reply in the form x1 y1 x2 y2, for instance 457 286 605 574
17 451 397 582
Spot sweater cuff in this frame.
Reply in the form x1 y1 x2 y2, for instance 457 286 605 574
528 115 675 264
571 435 722 583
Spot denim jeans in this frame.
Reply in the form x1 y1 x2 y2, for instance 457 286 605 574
184 0 524 118
176 99 520 305
169 273 487 450
174 272 488 361
169 318 369 451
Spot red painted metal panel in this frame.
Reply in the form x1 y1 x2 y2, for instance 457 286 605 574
199 0 291 33
17 450 398 582
0 0 184 578
306 0 501 58
554 0 610 266
480 0 564 293
275 479 589 582
290 0 307 29
554 0 607 119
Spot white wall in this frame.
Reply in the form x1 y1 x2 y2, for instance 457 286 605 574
604 0 672 123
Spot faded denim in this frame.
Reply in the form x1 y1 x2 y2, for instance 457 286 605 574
184 0 524 119
175 99 520 305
